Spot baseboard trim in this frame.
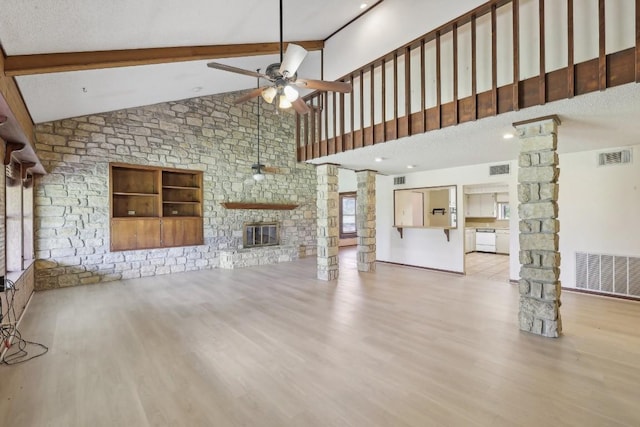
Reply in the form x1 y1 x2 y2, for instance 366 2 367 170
561 287 640 302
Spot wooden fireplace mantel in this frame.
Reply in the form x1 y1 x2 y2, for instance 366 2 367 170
220 202 298 210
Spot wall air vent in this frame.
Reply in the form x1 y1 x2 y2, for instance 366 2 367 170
394 176 406 185
489 164 510 176
576 252 640 298
598 149 632 166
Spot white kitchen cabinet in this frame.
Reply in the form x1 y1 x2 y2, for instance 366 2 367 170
465 229 476 253
496 229 510 254
466 193 496 218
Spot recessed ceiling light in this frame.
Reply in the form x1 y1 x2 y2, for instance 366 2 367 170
407 165 416 169
192 86 203 92
375 157 384 162
503 133 514 139
360 3 368 9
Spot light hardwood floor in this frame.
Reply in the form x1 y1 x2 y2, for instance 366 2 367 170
1 248 639 426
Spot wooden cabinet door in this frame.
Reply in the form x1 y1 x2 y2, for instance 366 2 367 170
111 219 138 251
181 218 203 246
136 219 161 249
162 218 203 247
111 219 161 251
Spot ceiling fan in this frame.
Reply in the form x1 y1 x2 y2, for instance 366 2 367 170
206 0 352 115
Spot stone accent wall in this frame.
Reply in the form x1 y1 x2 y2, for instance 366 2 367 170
33 94 316 290
219 245 298 269
516 117 562 338
316 164 339 281
356 170 376 272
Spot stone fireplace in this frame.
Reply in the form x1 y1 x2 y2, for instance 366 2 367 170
219 221 298 269
244 222 279 248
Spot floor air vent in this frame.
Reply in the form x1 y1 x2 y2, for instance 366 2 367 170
394 176 406 185
598 149 632 166
489 164 510 176
576 252 640 298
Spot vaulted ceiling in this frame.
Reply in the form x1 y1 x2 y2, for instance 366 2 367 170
1 0 639 175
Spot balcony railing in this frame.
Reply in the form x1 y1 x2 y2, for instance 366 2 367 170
297 0 640 161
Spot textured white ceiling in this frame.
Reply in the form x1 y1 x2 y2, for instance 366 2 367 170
0 0 376 55
0 0 382 123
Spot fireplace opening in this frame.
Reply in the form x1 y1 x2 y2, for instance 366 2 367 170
243 222 279 248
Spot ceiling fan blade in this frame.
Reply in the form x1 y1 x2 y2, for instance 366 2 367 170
291 98 311 115
207 62 268 79
295 79 352 93
279 44 308 77
234 87 267 104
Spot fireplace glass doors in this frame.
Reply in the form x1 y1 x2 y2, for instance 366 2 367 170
244 222 279 248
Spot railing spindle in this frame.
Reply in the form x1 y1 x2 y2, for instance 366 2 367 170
471 15 477 121
453 23 459 125
491 5 498 115
599 0 606 91
513 0 520 111
539 0 546 105
370 64 376 143
568 0 574 98
360 68 365 146
420 39 426 130
436 31 442 129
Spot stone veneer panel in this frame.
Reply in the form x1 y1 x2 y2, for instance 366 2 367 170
219 245 298 269
515 117 562 338
316 164 339 281
356 170 376 272
33 94 316 289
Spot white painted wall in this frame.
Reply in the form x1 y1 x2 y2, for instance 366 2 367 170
558 144 640 288
322 0 636 139
376 161 519 279
375 143 640 287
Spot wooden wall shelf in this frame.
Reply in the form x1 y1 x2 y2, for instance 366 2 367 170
221 202 298 211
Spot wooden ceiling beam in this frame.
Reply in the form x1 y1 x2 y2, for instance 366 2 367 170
3 40 325 76
0 50 36 145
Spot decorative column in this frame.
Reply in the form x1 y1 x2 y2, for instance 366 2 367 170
356 170 376 272
316 164 339 281
514 115 562 338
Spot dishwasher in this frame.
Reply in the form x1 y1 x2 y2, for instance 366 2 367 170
475 228 497 253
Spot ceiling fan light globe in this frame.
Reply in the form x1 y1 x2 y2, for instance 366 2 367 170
262 87 277 104
253 172 266 181
283 85 299 102
278 96 292 109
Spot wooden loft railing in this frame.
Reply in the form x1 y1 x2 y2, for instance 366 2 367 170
296 0 640 161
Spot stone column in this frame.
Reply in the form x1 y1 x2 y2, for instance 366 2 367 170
316 164 339 281
356 170 376 272
514 115 562 338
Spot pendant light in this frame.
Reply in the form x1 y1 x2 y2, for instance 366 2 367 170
253 71 266 182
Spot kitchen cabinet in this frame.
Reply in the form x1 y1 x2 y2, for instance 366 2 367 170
465 229 476 253
496 229 510 254
466 193 496 218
